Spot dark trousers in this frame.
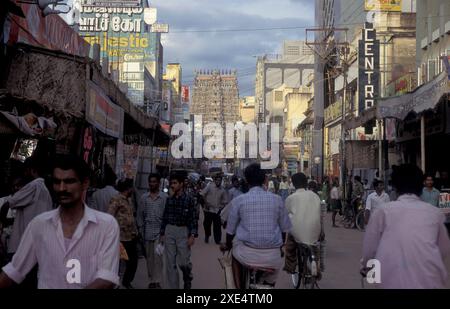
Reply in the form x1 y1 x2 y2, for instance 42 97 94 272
122 238 138 286
203 211 222 244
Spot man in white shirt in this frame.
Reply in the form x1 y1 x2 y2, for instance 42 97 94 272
0 155 120 289
284 173 324 274
364 179 390 225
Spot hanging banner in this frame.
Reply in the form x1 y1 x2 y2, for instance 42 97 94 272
181 86 190 103
86 81 124 139
121 143 140 179
358 22 380 113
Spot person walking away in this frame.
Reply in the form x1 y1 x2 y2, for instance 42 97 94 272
220 176 243 227
364 179 390 225
220 164 292 289
108 178 138 289
361 164 450 288
90 168 118 213
137 173 167 289
320 179 330 212
200 175 228 244
421 174 440 207
0 155 120 289
330 179 342 227
279 176 290 201
160 172 198 289
284 173 324 277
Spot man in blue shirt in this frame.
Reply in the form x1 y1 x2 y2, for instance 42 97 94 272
421 175 440 207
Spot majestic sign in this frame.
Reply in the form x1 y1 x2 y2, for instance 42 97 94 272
365 0 402 12
358 22 380 113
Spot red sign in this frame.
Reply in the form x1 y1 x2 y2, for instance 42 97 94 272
8 3 90 57
181 86 190 103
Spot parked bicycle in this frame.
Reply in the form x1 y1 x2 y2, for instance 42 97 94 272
291 242 320 289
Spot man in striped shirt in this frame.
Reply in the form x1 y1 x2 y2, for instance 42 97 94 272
137 173 167 289
0 155 120 289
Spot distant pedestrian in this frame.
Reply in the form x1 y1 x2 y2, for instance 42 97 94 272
137 173 167 289
364 179 390 225
330 179 341 227
421 174 440 207
361 164 450 288
90 168 118 213
160 172 198 289
220 176 243 226
279 176 290 201
200 175 228 244
108 178 138 289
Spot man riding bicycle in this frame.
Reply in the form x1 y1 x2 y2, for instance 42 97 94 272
220 163 292 289
283 173 324 277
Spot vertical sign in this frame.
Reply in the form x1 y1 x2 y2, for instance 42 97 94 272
358 22 380 113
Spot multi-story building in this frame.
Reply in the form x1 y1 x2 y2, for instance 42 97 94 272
254 41 314 127
315 0 417 182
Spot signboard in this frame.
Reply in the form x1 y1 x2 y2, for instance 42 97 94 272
121 144 140 179
151 23 169 33
8 4 90 57
78 3 158 61
144 8 157 25
82 0 141 7
329 124 341 155
365 0 402 12
358 23 380 113
181 86 190 103
86 82 124 139
324 99 351 124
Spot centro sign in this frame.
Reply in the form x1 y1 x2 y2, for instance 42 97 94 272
358 22 380 113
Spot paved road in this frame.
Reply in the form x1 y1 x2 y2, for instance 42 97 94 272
130 212 450 289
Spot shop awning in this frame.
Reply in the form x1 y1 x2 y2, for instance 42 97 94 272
343 71 450 130
377 71 450 120
343 107 376 131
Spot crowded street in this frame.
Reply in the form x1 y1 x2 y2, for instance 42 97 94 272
1 0 450 293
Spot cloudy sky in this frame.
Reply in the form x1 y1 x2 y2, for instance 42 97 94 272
150 0 315 96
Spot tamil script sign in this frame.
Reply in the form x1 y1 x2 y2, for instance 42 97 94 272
86 82 124 139
358 22 380 113
365 0 402 12
82 0 141 7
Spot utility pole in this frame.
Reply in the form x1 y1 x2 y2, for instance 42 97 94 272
306 27 349 189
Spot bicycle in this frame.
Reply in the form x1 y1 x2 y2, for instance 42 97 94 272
291 243 320 289
242 265 276 289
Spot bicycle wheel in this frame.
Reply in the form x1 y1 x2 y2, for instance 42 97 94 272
355 210 365 231
291 247 302 289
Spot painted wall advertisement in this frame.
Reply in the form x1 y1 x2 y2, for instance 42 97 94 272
329 124 341 155
358 22 380 113
364 0 402 12
86 81 124 139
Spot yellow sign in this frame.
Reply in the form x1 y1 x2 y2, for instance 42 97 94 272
365 0 402 12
